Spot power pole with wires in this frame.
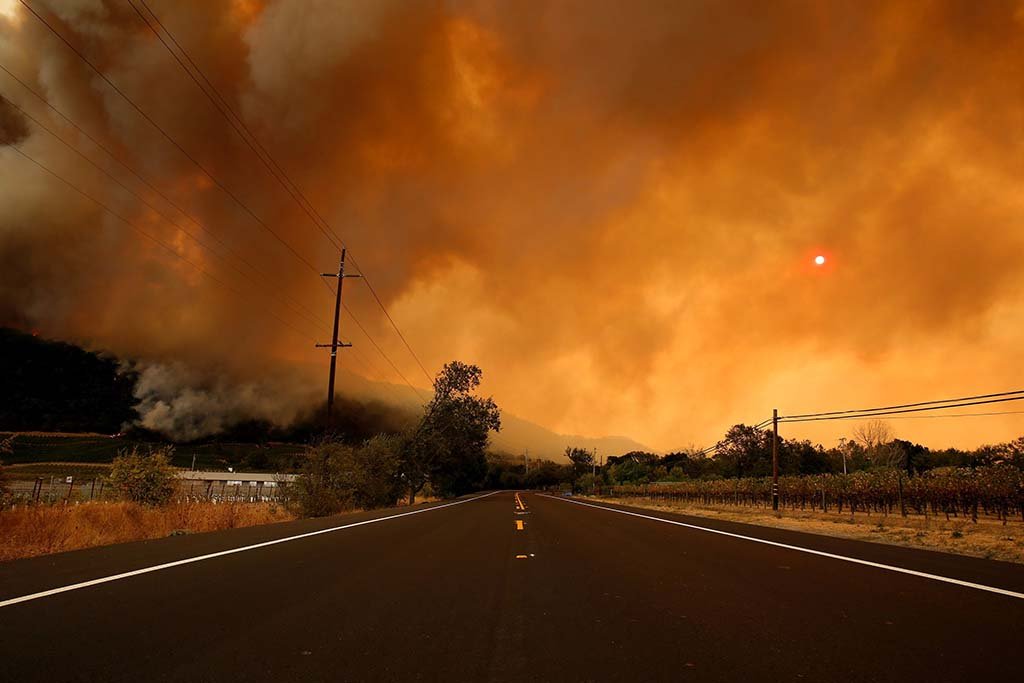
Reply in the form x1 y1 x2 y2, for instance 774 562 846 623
316 248 360 426
771 408 780 511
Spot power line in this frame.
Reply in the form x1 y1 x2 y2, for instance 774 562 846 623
7 144 320 347
779 389 1024 421
0 62 326 330
778 395 1024 423
693 391 1024 461
132 0 434 384
21 1 430 400
129 0 435 394
343 304 427 402
125 0 343 253
803 409 1024 421
19 0 324 276
696 417 773 457
0 90 330 337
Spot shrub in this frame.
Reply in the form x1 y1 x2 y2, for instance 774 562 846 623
108 446 178 506
292 436 406 517
292 441 351 517
350 434 405 509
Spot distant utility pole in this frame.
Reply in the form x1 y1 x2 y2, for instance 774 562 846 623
316 248 361 426
771 408 780 511
524 448 529 475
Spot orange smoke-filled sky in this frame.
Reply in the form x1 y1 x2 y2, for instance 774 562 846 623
1 0 1023 451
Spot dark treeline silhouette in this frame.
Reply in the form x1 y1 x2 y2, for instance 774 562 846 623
0 327 138 433
587 422 1024 489
0 327 419 440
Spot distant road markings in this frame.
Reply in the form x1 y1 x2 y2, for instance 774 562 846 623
0 491 501 609
514 492 527 511
516 520 525 531
516 555 528 559
542 495 1024 601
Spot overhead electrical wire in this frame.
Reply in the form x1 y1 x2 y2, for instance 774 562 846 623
18 0 325 277
799 409 1024 422
695 417 773 457
0 91 332 338
0 62 328 331
131 0 434 384
20 0 432 403
7 144 322 347
779 389 1024 421
695 392 1024 458
778 394 1024 424
17 0 519 452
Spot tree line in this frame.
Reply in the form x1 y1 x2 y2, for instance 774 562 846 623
569 420 1024 492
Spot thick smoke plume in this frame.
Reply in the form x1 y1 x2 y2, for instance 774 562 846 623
1 1 1023 449
130 362 320 441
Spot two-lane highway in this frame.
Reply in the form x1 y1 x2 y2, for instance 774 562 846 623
1 491 1021 681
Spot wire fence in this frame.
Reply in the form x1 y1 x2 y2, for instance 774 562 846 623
3 478 294 506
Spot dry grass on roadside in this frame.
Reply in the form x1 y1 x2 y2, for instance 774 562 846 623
594 496 1024 564
0 501 297 562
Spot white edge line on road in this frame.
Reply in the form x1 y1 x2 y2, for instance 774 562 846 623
0 491 501 609
540 494 1024 601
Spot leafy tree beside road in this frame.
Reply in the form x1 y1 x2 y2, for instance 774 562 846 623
403 361 501 501
295 361 502 513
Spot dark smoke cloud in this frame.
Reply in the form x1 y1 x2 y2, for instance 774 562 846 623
0 97 28 145
1 0 1023 450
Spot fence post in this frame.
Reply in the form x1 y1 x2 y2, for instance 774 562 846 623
898 472 906 517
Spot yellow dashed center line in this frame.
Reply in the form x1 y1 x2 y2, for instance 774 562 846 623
515 520 524 531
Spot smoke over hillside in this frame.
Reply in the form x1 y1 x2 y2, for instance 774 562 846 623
2 1 1024 449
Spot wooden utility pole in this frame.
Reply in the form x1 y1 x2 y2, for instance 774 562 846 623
316 248 360 426
772 408 780 511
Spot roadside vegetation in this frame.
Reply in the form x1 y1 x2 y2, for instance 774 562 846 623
566 420 1024 562
0 501 295 562
293 361 501 516
0 443 297 561
0 360 509 560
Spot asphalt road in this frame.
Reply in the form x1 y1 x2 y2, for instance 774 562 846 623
1 491 1022 681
